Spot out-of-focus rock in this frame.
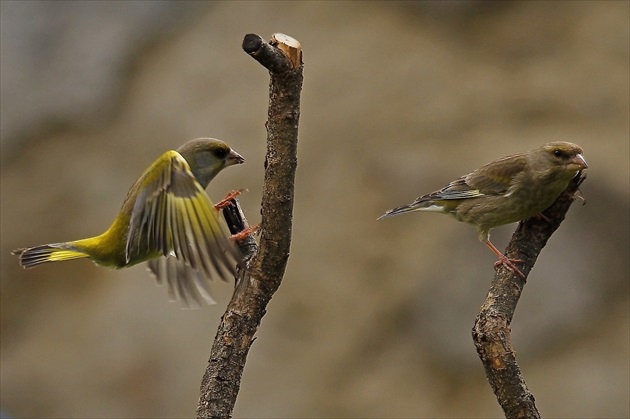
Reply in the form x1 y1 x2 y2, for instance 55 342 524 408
0 1 208 158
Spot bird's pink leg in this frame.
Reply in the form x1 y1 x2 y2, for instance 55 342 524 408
214 189 246 210
483 240 525 279
231 225 260 242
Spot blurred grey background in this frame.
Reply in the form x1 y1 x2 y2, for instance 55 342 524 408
1 1 628 418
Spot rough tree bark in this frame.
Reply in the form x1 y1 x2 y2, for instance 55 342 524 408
196 33 303 419
472 172 587 419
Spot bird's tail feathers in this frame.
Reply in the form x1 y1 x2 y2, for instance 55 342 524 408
378 199 442 220
12 243 90 268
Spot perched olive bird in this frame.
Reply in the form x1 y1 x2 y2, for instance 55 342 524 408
13 138 245 307
378 141 588 278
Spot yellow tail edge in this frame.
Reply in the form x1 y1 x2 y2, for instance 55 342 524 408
12 244 90 268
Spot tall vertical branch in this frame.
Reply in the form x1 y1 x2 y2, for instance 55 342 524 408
472 172 586 419
196 33 303 419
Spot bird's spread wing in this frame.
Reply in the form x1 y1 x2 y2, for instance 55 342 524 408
126 150 241 294
147 257 216 308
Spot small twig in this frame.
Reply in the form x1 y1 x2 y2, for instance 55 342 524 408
222 198 258 261
196 33 303 419
472 172 587 419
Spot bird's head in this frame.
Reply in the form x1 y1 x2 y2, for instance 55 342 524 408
177 138 245 188
534 141 588 179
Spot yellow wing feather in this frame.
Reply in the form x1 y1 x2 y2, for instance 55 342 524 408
126 150 241 305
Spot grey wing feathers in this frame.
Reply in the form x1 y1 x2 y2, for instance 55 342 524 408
147 257 217 308
418 177 485 201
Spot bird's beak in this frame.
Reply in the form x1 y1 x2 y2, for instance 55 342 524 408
226 149 245 166
570 154 588 170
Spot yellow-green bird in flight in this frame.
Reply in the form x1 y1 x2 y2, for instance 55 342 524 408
13 138 245 307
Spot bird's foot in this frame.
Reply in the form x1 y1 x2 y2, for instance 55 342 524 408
574 189 587 205
231 224 260 242
493 255 525 279
215 189 248 210
484 240 526 279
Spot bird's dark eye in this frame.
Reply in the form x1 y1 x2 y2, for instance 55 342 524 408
213 147 229 159
553 149 566 158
